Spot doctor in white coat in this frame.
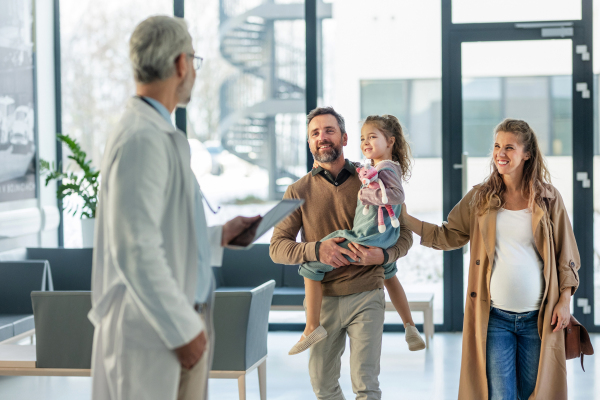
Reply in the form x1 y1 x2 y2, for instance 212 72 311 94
88 16 260 400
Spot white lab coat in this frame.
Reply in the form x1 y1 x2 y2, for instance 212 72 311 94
88 97 222 400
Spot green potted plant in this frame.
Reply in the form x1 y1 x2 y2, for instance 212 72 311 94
40 134 100 247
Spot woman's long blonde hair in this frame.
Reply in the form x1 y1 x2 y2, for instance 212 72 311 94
471 118 552 214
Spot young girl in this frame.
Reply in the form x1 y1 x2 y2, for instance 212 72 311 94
289 114 426 355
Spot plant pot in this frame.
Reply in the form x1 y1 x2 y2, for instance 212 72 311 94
81 218 96 248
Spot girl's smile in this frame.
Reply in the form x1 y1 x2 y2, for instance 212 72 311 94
360 124 394 162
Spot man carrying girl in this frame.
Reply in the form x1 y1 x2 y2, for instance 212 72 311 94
270 107 417 400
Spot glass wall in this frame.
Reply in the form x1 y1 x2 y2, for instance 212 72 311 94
461 39 574 309
321 0 444 325
593 0 600 327
185 0 307 238
452 0 581 24
60 0 173 246
60 0 307 246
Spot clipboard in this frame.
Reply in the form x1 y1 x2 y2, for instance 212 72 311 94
227 199 304 249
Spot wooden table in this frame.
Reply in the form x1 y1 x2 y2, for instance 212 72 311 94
0 345 91 377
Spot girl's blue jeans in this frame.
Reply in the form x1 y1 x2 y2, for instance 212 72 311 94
486 307 541 400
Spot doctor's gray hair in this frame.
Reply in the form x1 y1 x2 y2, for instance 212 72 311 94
129 16 193 84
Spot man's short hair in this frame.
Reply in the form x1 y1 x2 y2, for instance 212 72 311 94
129 16 193 84
307 106 346 136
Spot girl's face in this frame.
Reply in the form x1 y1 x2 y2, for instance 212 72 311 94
493 131 530 178
360 124 393 162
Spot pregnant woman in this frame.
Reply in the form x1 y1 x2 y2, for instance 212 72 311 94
402 119 580 399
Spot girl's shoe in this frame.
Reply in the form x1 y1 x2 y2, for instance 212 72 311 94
404 323 426 351
288 325 328 355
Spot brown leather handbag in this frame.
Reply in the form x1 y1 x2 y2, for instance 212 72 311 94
565 315 594 371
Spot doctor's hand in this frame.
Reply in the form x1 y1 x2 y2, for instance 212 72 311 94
175 331 207 370
319 237 358 268
222 215 262 247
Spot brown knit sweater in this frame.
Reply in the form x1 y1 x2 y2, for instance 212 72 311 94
269 164 414 296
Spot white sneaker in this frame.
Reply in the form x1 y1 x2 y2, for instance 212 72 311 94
288 325 328 355
404 323 426 351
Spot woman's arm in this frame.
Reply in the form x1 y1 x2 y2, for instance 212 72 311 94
401 189 474 251
549 188 580 296
401 207 423 236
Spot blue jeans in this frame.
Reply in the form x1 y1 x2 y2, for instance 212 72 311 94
486 307 541 400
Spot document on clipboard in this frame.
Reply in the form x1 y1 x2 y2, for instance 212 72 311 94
227 199 304 249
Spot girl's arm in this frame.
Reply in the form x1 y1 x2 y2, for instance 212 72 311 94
359 169 404 206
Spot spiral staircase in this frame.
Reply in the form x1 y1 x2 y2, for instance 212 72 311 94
218 0 332 199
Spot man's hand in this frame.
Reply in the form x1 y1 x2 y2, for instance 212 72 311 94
319 237 358 268
174 331 207 369
348 243 385 266
222 215 262 247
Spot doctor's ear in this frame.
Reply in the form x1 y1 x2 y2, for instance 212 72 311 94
174 53 189 78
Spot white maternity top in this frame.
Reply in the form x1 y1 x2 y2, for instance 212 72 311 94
490 208 545 313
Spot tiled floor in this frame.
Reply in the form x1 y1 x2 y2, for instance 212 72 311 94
0 332 598 399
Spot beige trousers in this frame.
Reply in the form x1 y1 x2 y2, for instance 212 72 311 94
308 288 386 400
177 293 215 400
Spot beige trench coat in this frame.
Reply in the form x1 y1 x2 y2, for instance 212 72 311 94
421 184 580 400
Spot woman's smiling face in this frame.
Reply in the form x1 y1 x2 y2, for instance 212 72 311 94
493 131 530 177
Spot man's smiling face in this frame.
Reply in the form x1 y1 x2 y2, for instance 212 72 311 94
307 114 347 164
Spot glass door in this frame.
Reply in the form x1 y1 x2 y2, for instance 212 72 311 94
443 0 594 331
460 39 574 307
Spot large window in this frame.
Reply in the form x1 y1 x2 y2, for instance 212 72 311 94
322 0 444 325
452 0 581 24
185 0 307 238
60 0 173 246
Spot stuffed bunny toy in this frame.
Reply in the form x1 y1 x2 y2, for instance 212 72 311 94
356 160 400 233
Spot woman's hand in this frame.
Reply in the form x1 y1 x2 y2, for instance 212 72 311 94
551 290 572 333
401 204 423 236
312 160 320 169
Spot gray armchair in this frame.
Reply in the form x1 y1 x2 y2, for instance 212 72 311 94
0 261 52 343
9 248 93 290
31 291 94 369
211 280 275 400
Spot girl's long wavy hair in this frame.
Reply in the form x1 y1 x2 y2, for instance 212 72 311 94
363 115 413 182
471 118 552 215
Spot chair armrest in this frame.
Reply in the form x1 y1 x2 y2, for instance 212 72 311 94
212 291 252 371
0 261 52 314
245 281 275 367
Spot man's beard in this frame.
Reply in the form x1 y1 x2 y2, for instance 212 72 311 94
313 143 342 163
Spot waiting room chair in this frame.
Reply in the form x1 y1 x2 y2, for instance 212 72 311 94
31 291 94 369
210 280 276 400
24 248 93 290
0 261 52 343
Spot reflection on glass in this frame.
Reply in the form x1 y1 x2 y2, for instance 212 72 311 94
452 0 581 24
